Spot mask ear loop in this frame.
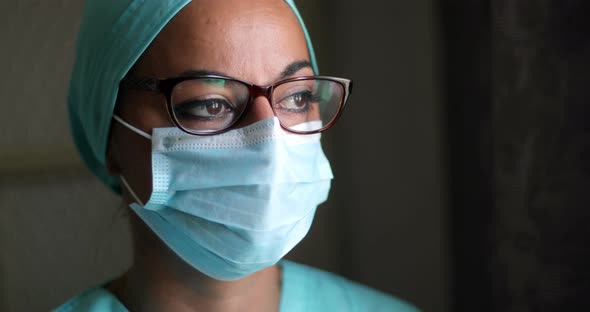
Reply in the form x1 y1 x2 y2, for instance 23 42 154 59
113 115 152 140
120 176 145 207
112 115 150 207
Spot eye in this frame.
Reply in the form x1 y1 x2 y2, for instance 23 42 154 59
276 91 315 112
174 96 236 120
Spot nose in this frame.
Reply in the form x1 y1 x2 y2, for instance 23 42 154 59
233 95 275 128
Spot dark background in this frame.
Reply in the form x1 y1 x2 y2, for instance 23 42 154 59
443 0 590 311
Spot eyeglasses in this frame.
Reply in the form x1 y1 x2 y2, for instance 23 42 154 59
119 74 353 135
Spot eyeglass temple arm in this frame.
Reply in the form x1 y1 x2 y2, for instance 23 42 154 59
338 78 353 108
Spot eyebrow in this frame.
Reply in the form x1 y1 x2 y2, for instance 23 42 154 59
179 69 227 77
179 60 313 82
279 60 312 79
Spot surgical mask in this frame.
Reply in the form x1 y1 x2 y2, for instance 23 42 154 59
114 116 333 280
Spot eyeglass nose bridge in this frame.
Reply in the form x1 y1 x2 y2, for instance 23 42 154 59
248 84 274 104
228 84 277 130
241 84 277 118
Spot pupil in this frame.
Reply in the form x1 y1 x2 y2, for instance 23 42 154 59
207 102 223 115
294 94 305 107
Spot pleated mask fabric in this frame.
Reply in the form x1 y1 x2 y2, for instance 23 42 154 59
117 117 333 280
68 0 319 193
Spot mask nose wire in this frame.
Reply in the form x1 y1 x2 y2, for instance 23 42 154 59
113 115 152 140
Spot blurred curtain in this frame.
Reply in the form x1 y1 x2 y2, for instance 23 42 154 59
444 0 590 311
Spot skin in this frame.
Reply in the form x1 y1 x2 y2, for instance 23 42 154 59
105 0 313 311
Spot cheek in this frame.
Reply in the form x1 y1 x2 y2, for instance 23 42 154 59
120 91 173 130
112 123 154 205
113 93 171 204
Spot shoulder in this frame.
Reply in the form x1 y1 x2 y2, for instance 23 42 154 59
52 287 128 312
280 261 420 312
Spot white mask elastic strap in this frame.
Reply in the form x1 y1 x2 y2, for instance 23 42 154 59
120 176 145 207
113 115 152 140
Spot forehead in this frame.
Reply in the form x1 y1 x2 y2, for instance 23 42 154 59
133 0 311 85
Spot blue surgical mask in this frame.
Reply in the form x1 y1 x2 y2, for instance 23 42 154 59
114 116 333 280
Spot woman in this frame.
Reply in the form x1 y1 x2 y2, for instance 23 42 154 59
56 0 418 311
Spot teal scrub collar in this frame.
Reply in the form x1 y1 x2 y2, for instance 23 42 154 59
68 0 318 193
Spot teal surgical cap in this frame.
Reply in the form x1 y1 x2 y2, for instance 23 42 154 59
68 0 319 193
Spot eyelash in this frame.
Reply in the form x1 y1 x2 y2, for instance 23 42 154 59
175 98 236 120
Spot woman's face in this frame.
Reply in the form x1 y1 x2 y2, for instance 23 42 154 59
107 0 312 203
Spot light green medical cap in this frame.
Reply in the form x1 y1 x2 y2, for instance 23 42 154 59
69 0 319 194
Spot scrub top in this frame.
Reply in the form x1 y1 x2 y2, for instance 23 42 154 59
53 261 419 312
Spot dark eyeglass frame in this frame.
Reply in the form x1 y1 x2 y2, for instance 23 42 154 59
119 74 353 136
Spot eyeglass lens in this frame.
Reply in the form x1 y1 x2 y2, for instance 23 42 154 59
170 78 344 134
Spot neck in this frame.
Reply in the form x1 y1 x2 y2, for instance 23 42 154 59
108 213 282 312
